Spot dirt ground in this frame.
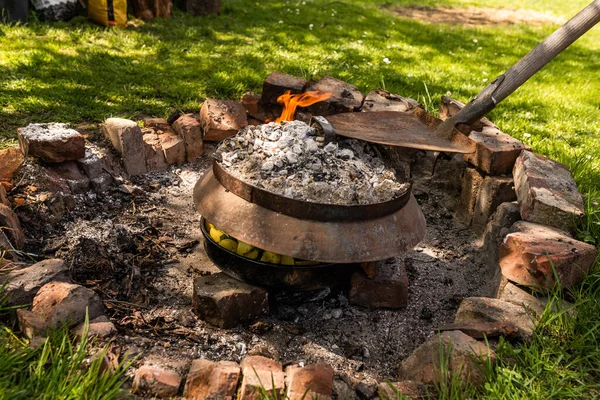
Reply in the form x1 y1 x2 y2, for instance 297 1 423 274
385 5 564 27
14 141 494 392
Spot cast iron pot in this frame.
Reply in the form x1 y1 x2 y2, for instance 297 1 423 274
200 218 358 291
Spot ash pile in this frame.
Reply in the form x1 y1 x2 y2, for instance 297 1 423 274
215 120 409 205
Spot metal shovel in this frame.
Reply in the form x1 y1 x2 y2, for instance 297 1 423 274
312 0 600 153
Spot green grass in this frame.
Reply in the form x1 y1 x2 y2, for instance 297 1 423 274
1 0 599 398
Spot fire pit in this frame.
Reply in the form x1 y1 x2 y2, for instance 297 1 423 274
193 95 427 288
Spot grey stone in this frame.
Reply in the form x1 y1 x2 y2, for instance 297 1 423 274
3 259 70 307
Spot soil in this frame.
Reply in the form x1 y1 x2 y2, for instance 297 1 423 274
385 5 565 27
13 139 493 393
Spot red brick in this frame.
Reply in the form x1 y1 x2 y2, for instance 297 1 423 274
183 359 240 400
159 131 186 165
349 260 408 309
464 126 526 176
362 89 420 113
307 76 364 116
142 131 168 171
472 176 516 234
261 72 307 105
200 99 248 142
499 221 597 290
242 92 261 116
285 363 334 400
173 113 204 161
239 356 284 399
513 150 584 233
0 184 8 206
0 203 25 249
50 161 91 194
0 147 24 183
18 123 85 163
133 365 182 398
143 117 171 132
456 167 484 226
439 95 497 135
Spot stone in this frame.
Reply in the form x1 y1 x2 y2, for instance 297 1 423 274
349 259 408 309
102 118 147 176
463 127 526 176
91 173 114 192
397 330 495 386
454 297 537 340
17 309 48 339
186 0 221 16
435 321 520 340
242 92 261 116
142 131 168 171
513 150 584 232
472 176 517 235
362 89 420 113
261 72 308 105
71 316 117 339
18 123 85 163
456 167 484 226
0 147 25 183
0 184 8 206
307 76 364 116
497 282 546 316
192 273 269 328
133 365 182 398
2 259 70 307
76 143 110 180
173 113 204 161
377 381 427 400
333 377 358 400
285 363 334 400
200 99 248 142
499 221 597 290
355 381 378 399
159 131 186 165
50 161 91 194
439 96 497 135
239 355 284 399
31 281 104 329
143 117 172 132
0 203 25 251
183 359 240 400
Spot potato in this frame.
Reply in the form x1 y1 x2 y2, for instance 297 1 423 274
219 238 238 252
260 251 281 264
244 249 259 260
236 241 254 256
280 255 295 265
209 226 225 243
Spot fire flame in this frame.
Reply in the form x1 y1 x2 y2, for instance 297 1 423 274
275 90 332 123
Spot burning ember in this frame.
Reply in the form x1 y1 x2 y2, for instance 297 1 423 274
215 121 409 205
274 90 331 123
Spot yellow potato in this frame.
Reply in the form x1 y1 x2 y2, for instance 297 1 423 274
219 238 238 252
260 251 281 264
244 249 259 260
204 220 215 231
236 241 254 256
209 226 225 243
280 255 295 265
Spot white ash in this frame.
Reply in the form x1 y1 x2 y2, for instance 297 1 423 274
215 121 409 205
21 123 82 141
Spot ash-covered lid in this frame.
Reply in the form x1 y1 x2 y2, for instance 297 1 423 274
215 120 409 205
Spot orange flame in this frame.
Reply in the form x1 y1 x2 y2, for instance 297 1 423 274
275 90 332 123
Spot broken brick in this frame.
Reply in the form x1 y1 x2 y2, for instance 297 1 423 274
159 131 186 165
173 113 204 161
239 356 285 399
307 76 364 116
200 99 248 142
285 363 334 400
102 118 147 176
183 359 240 400
261 72 307 105
18 123 85 163
133 365 182 399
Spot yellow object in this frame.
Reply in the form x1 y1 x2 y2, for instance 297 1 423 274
236 241 254 256
260 251 281 264
281 255 295 265
219 239 238 252
209 227 226 243
88 0 127 27
244 249 260 260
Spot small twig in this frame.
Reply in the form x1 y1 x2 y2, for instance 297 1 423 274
104 299 149 309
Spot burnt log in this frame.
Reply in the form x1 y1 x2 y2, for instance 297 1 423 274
261 72 308 105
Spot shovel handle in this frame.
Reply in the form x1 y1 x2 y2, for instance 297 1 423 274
443 0 600 132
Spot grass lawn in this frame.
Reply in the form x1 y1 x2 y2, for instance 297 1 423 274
1 0 599 398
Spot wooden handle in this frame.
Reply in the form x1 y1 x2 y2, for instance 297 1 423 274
441 0 600 134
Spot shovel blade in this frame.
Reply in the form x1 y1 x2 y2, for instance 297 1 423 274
323 111 475 153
